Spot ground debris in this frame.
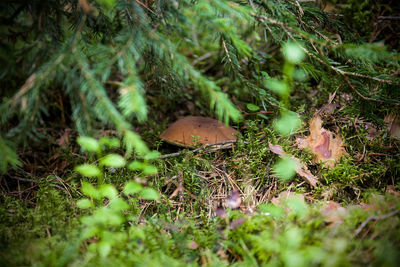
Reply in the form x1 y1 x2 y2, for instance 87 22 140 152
296 114 346 168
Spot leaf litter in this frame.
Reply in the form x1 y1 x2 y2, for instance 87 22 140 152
296 114 346 168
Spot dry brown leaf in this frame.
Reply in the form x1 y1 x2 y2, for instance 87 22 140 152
57 128 71 148
269 144 286 156
384 113 400 139
215 207 227 218
296 167 318 188
297 115 345 168
386 185 400 199
321 201 346 227
269 143 318 187
364 122 379 140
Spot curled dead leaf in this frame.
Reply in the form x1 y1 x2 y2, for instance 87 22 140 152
297 115 345 168
384 113 400 139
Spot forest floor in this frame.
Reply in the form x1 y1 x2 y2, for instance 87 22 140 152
1 98 400 266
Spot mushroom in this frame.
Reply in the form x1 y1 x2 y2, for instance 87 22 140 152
160 116 239 148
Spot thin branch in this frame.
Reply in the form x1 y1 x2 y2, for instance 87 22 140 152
8 176 36 183
222 39 233 64
243 110 274 117
354 209 399 236
134 0 157 16
378 16 400 20
191 52 217 66
342 75 385 103
253 13 394 85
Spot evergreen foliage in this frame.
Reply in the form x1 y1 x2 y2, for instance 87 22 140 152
1 0 399 173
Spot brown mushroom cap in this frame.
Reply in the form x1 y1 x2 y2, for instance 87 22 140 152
160 116 239 148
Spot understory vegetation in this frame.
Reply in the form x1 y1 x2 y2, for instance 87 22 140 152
1 0 399 266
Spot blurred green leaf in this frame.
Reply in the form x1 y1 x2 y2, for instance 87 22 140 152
284 227 303 249
99 184 118 199
106 213 124 226
109 198 129 211
265 78 288 96
286 197 309 218
144 150 161 161
257 113 269 120
95 0 116 8
128 160 144 170
99 137 120 148
98 241 111 258
76 198 93 209
77 136 100 152
293 68 308 81
143 165 158 175
100 154 126 168
258 203 285 219
0 136 21 174
140 188 160 200
124 130 149 157
75 164 101 177
81 182 101 199
80 225 99 239
273 157 298 181
246 103 260 111
282 42 305 64
274 111 301 136
123 181 143 195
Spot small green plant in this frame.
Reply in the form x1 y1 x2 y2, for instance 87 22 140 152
266 42 305 181
76 180 159 258
74 136 160 258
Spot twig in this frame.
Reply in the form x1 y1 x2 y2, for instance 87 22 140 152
252 13 394 85
378 16 400 20
191 52 217 66
168 179 208 207
342 75 386 103
7 175 71 196
8 176 37 183
52 172 72 199
354 209 399 236
134 0 157 16
243 110 274 117
222 39 233 64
